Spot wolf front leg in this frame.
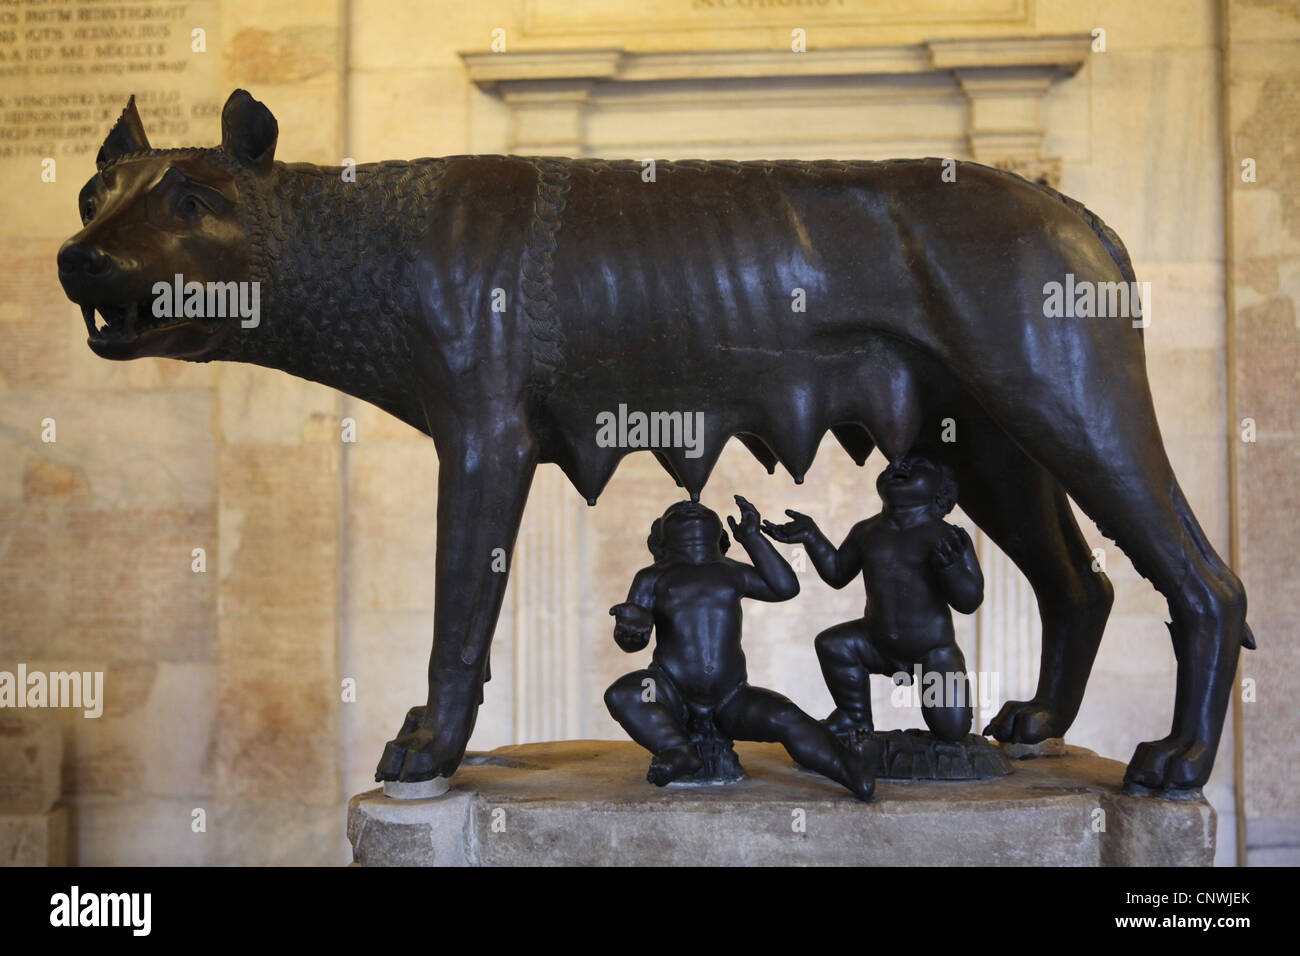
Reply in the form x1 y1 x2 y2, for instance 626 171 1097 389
376 433 538 782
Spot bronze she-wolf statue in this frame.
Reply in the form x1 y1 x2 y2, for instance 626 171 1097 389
57 90 1251 798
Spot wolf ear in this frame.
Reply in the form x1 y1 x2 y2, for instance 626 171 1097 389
96 96 151 168
221 89 278 174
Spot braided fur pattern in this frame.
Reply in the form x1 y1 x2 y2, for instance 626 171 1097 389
520 158 571 396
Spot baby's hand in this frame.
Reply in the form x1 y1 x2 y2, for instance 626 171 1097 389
728 494 761 541
762 509 818 545
931 524 972 570
610 602 653 652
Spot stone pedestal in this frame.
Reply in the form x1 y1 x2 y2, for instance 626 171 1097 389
348 740 1215 867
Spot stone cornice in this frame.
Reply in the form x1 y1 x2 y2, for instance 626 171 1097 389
462 35 1093 88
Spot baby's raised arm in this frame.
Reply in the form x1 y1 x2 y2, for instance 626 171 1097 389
763 510 865 589
729 496 799 602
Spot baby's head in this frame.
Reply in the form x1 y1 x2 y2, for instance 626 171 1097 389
877 452 958 516
648 500 730 559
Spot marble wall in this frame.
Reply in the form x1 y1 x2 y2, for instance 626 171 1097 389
0 0 1287 866
1223 0 1300 867
1 0 349 864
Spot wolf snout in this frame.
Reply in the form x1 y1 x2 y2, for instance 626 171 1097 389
57 240 121 301
58 240 113 277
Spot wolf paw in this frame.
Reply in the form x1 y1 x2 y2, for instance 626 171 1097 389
982 699 1063 743
375 706 468 783
1124 736 1213 794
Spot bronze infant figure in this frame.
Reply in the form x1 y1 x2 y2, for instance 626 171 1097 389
605 496 878 800
767 451 983 744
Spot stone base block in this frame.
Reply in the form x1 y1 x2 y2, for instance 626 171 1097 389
347 740 1215 867
0 807 67 866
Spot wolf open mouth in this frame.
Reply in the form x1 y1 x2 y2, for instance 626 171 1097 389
80 298 217 343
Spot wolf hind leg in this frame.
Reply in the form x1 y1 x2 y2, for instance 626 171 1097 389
940 416 1113 745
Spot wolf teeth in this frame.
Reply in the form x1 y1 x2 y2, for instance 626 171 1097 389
82 298 201 341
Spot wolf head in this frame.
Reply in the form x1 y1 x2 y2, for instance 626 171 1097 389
57 90 278 361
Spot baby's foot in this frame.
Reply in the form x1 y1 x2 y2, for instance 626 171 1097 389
841 739 879 802
824 707 873 738
647 746 704 786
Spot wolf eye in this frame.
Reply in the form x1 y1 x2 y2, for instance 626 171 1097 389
177 194 203 218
